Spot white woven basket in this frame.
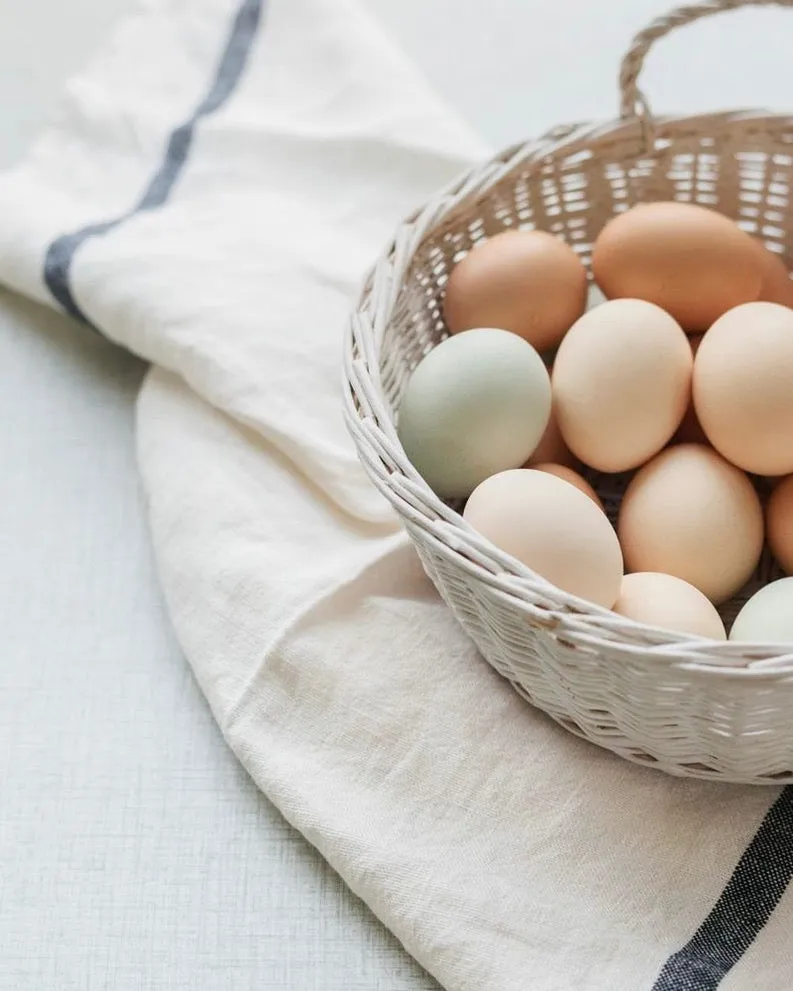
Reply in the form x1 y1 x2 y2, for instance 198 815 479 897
343 0 793 784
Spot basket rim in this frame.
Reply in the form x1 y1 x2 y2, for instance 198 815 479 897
343 108 793 678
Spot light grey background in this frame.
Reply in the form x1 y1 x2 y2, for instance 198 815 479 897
1 1 792 988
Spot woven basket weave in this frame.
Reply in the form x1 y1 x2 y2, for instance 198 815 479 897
343 0 793 784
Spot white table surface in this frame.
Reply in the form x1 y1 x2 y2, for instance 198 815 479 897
2 1 793 988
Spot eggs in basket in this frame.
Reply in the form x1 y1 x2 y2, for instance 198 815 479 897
396 202 793 643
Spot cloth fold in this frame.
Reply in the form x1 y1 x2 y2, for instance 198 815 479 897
3 1 793 988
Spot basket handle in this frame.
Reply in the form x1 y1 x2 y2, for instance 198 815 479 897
619 0 793 140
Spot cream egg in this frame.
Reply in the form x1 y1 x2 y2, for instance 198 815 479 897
397 328 551 499
463 468 623 608
613 572 726 639
552 299 692 472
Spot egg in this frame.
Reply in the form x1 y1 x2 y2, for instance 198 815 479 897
752 238 793 307
552 299 692 472
693 302 793 475
443 230 588 352
532 463 603 509
617 444 763 604
766 474 793 574
613 572 726 640
463 469 623 607
730 578 793 643
397 328 551 499
592 202 763 332
524 405 577 469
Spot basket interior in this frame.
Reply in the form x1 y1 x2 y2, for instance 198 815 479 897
378 119 793 632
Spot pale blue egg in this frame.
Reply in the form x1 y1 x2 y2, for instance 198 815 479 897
397 328 551 499
730 578 793 643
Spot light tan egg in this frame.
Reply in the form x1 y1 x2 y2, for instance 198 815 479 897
693 302 793 475
552 299 692 472
592 202 763 332
463 469 623 608
767 474 793 574
617 444 764 604
444 230 588 352
532 463 603 509
613 572 726 639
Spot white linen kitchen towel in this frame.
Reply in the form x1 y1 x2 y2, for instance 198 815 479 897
2 1 793 989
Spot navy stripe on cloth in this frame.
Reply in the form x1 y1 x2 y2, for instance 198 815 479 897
652 786 793 990
43 0 263 324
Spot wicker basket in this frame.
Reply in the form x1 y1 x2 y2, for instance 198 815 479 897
343 0 793 785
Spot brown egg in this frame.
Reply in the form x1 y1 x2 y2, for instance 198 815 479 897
613 572 726 640
767 474 793 574
552 299 692 472
444 230 588 352
693 302 793 475
524 404 578 469
592 202 763 332
532 463 603 509
617 444 763 604
752 238 793 307
673 335 708 445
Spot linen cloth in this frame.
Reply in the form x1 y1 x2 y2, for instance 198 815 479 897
1 1 792 988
